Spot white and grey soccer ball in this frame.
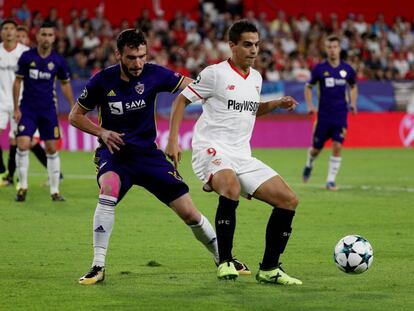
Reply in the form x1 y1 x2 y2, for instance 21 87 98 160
334 235 373 274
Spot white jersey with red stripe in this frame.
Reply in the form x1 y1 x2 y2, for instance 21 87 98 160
181 59 262 157
0 42 29 112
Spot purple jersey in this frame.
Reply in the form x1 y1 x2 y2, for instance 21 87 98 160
308 60 356 120
77 63 183 149
16 48 70 110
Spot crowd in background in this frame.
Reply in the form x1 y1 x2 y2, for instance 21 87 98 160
5 0 414 81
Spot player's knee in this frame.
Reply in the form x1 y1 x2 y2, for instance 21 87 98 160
221 185 240 201
283 192 299 210
99 173 121 198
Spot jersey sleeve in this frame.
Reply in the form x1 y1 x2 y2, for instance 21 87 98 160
15 51 29 78
347 66 357 86
307 65 319 86
77 74 102 111
181 66 215 102
155 65 184 93
57 56 71 81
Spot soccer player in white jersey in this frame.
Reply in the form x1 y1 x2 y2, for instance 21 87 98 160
0 20 29 184
166 20 302 285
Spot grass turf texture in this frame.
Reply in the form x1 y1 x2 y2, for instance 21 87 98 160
0 148 413 311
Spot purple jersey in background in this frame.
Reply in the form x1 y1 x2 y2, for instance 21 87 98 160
15 48 70 111
77 63 183 149
308 60 356 121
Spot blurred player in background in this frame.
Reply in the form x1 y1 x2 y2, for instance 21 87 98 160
13 22 74 201
302 35 358 191
0 23 61 187
70 28 235 285
0 20 29 185
166 20 302 285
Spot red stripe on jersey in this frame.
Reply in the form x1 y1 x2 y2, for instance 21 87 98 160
227 59 250 79
188 85 203 99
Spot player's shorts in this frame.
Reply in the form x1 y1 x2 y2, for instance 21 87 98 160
192 145 278 198
94 145 189 205
16 107 60 141
312 119 347 149
0 109 17 139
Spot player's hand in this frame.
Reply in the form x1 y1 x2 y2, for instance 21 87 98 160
350 105 357 115
100 129 125 154
278 96 298 111
165 141 182 169
13 108 21 123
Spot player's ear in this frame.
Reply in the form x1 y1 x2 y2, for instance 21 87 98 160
115 49 121 61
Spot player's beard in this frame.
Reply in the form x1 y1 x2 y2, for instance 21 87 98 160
121 62 141 80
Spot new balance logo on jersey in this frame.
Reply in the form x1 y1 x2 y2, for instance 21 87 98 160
226 85 235 90
94 225 106 233
107 90 116 96
228 99 259 114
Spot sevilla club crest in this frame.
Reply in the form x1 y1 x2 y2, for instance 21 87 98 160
399 114 414 147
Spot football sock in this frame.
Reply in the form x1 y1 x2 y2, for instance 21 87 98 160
92 195 117 267
7 145 17 178
305 148 317 168
215 196 238 263
261 207 295 270
327 156 342 183
31 143 47 168
189 214 219 264
16 149 29 189
0 146 5 173
47 152 60 194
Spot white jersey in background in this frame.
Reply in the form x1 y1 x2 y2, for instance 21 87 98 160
181 59 262 157
0 42 29 112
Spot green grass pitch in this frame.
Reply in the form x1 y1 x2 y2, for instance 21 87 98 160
0 148 413 311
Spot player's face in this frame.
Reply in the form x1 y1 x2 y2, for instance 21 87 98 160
230 32 259 69
117 44 147 78
17 30 30 45
37 27 56 50
325 40 340 61
0 23 17 43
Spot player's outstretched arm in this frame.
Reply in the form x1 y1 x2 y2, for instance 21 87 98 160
165 93 191 168
304 84 316 114
350 84 358 115
13 77 23 123
256 96 298 117
69 103 124 153
60 80 75 109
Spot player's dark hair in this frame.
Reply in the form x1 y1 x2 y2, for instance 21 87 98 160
117 28 147 53
228 19 258 44
40 21 55 29
1 19 18 29
326 35 340 43
17 25 29 33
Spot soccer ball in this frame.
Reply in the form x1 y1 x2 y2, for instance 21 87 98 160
334 235 373 274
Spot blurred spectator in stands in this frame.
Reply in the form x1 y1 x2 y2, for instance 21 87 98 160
354 14 368 35
270 11 291 36
393 51 410 77
68 52 91 79
185 25 201 45
152 11 168 35
135 8 152 34
296 13 311 37
67 18 84 49
79 8 89 27
16 0 31 26
44 7 58 27
17 25 30 46
91 7 105 32
83 30 101 52
225 0 243 17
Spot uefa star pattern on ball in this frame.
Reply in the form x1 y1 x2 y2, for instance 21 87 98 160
334 235 373 274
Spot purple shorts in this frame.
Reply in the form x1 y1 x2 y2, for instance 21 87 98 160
16 108 60 140
94 145 189 205
312 119 347 149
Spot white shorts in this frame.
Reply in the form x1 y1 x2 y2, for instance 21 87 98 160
0 109 17 139
192 146 278 198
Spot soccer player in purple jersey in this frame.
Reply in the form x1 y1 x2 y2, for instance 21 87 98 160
70 29 237 285
302 35 358 191
13 22 74 201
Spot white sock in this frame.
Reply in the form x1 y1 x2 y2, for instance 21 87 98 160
92 194 117 267
47 152 60 194
305 148 318 168
16 149 29 189
189 214 219 265
327 156 342 183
